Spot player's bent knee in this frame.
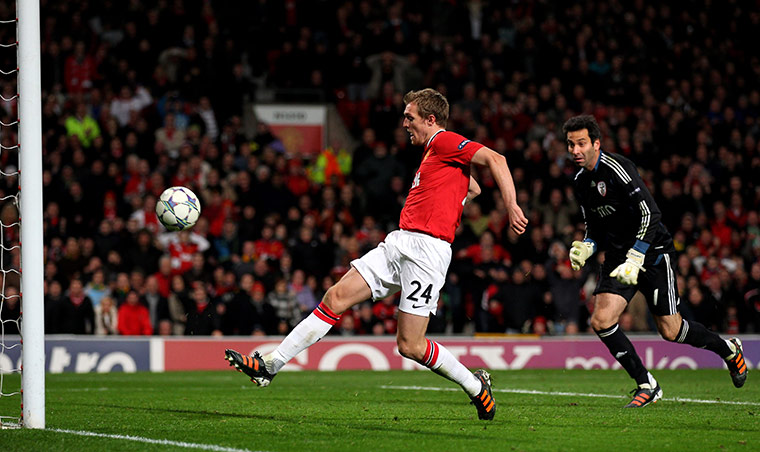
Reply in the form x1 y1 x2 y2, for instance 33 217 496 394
655 317 682 342
590 314 615 332
322 287 347 315
659 326 680 342
396 338 425 362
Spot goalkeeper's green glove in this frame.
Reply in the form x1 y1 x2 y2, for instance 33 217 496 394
610 247 646 285
569 240 596 271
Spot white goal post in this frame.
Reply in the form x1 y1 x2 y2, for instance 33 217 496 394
18 0 44 429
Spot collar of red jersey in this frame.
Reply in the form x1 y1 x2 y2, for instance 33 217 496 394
425 129 446 150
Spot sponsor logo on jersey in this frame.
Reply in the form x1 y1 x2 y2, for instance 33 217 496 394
590 181 596 188
597 181 607 196
591 205 616 217
457 139 471 150
411 171 421 189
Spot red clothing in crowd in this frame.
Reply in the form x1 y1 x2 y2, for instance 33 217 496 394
117 302 153 335
153 271 172 298
204 198 234 237
169 240 201 274
372 300 398 334
64 54 97 94
254 238 285 261
459 243 511 265
710 219 732 247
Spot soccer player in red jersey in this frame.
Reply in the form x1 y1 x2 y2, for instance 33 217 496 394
225 88 528 420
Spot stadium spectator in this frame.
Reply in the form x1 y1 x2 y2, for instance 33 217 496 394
84 268 111 309
546 243 586 333
63 41 97 94
254 224 285 263
44 280 65 334
372 294 399 335
247 281 279 336
94 296 119 336
184 283 222 336
212 219 242 265
157 229 210 275
220 273 252 335
64 102 101 148
193 96 219 142
335 312 357 336
57 237 88 282
117 291 153 336
289 269 318 320
492 267 542 334
166 274 190 336
354 301 381 335
58 278 95 334
353 141 405 224
110 85 152 128
289 226 329 280
142 275 170 333
267 278 301 333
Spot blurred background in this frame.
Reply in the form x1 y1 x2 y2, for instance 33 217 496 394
0 0 758 339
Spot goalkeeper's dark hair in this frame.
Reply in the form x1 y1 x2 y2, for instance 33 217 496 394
562 115 602 144
403 88 449 128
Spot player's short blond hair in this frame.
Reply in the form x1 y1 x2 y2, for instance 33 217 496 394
403 88 449 128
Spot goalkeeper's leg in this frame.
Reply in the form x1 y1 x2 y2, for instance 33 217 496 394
592 293 651 386
645 254 745 388
657 314 746 387
591 292 664 408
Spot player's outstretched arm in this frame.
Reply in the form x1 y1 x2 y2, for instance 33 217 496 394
471 146 528 234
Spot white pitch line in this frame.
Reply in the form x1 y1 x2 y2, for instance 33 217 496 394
380 385 760 406
54 387 110 392
50 385 250 393
49 428 268 452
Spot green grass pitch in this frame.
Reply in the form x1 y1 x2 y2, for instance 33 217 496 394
1 369 758 451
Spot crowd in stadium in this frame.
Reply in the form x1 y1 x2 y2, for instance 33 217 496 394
1 0 759 337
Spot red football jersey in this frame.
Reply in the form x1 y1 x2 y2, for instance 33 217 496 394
399 130 482 243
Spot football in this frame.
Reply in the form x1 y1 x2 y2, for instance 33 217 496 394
155 186 201 231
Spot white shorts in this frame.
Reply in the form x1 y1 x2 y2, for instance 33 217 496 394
351 230 452 317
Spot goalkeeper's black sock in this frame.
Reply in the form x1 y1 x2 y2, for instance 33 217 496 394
595 323 649 385
673 319 733 358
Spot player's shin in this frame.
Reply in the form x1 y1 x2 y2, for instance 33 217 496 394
671 319 733 357
419 339 482 396
595 323 649 385
267 302 340 374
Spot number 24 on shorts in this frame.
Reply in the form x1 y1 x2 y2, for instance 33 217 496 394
407 280 433 308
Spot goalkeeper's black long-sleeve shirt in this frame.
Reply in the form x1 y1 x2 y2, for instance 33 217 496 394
572 150 674 263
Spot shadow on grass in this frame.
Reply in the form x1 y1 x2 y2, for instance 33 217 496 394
67 401 276 420
65 401 488 440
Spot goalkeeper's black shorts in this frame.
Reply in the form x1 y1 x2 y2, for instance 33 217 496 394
594 251 679 317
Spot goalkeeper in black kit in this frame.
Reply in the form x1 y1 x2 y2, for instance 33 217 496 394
563 115 747 407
